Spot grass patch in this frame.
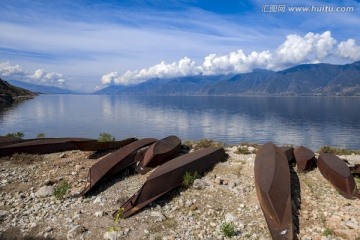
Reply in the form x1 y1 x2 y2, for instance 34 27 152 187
183 171 200 188
98 132 116 142
319 146 357 155
221 222 236 238
3 153 43 165
322 227 334 236
186 139 225 151
5 131 24 138
53 181 70 199
235 146 253 155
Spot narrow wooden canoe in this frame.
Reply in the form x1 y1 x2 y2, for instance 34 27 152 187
294 146 316 173
0 138 94 157
82 138 157 195
117 147 226 218
136 135 181 174
254 142 293 239
318 153 359 199
72 137 137 151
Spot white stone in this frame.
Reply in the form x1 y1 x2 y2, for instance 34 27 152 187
193 179 209 190
93 196 103 204
95 211 104 217
225 212 237 223
35 186 54 197
150 211 166 221
0 210 9 219
345 220 359 229
103 230 119 240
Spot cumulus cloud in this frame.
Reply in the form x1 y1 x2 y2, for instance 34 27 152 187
102 31 359 85
102 57 202 85
0 62 67 86
337 39 360 61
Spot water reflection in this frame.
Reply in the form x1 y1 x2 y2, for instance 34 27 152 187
0 95 359 150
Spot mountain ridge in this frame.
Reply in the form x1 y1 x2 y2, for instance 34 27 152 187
8 80 77 94
0 78 37 104
96 61 360 96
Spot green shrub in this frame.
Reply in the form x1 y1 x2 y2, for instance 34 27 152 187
236 146 252 155
53 181 70 199
98 132 116 142
183 171 200 188
5 131 24 139
221 222 236 238
37 133 46 138
322 227 334 236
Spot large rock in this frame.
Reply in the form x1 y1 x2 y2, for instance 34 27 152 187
35 186 54 197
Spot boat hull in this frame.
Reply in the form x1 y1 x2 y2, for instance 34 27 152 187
118 147 226 218
82 138 157 195
254 142 293 239
136 135 181 174
294 146 316 173
318 153 359 199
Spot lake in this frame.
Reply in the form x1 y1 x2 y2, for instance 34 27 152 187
1 95 359 150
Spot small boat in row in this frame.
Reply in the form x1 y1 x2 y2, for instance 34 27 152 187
82 138 157 195
254 142 293 239
318 153 360 199
136 135 181 174
294 146 316 173
117 147 226 218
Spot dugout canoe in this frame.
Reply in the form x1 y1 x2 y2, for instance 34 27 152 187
82 138 157 195
136 135 181 174
318 153 360 199
254 142 293 239
72 137 137 151
294 146 316 173
117 147 226 218
0 138 94 157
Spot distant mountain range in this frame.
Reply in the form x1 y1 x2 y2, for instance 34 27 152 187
95 61 360 96
8 80 76 94
0 78 37 104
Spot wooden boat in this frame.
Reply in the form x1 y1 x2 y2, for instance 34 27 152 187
117 147 226 218
318 153 360 199
82 138 157 195
136 135 181 174
0 138 94 157
72 137 137 151
254 142 293 239
294 146 316 173
280 146 295 162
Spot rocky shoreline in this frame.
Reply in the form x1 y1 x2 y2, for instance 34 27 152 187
1 142 360 240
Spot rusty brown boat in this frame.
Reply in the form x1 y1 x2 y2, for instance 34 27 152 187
72 137 137 151
136 135 181 174
318 153 360 199
254 142 293 239
280 146 295 162
0 136 25 147
0 138 94 157
350 164 360 174
82 138 157 195
294 146 316 173
117 147 226 218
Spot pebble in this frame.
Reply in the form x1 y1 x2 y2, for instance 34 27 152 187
35 186 54 197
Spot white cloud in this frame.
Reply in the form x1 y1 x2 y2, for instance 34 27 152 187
276 31 336 64
102 57 202 85
0 62 67 86
337 39 360 61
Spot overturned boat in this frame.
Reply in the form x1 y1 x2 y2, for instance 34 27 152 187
82 138 157 195
254 142 293 239
0 138 94 157
136 135 181 174
318 153 360 199
0 136 25 147
72 137 137 151
294 146 316 173
117 147 226 218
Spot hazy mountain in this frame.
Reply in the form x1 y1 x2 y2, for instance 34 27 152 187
0 78 37 104
8 80 77 94
95 61 360 96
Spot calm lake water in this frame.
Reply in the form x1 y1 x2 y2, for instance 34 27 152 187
1 95 359 150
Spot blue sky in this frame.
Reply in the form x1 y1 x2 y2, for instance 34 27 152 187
0 0 359 92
